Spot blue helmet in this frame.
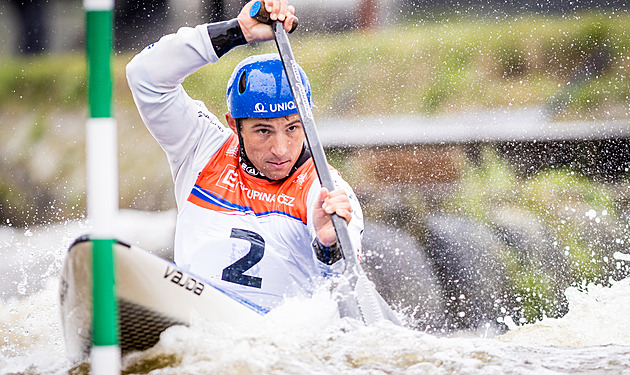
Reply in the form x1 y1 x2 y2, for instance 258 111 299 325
226 53 312 119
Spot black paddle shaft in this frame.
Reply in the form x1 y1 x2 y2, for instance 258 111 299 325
248 6 402 325
271 22 357 270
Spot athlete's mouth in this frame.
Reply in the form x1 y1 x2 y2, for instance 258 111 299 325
267 160 290 168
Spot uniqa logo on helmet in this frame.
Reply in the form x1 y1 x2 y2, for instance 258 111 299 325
252 101 297 115
227 53 312 119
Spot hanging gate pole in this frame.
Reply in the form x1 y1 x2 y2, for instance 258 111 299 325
84 0 120 373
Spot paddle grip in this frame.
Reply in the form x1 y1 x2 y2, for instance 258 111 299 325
250 0 298 33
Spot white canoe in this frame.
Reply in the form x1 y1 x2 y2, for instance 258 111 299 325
59 235 265 358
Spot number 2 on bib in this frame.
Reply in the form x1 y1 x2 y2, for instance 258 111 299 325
221 228 264 288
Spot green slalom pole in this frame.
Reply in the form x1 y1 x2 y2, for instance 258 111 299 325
84 0 120 373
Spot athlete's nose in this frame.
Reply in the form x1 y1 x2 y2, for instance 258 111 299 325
270 133 289 157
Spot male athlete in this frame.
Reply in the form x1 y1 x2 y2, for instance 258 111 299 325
126 0 364 311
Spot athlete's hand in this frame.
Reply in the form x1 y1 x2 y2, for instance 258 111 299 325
313 187 352 247
237 0 296 43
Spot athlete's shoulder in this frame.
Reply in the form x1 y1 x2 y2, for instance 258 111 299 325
196 132 238 173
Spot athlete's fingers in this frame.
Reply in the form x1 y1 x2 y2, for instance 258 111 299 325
327 188 349 199
324 194 350 207
268 0 282 20
323 190 351 211
322 192 352 225
316 187 329 209
277 0 287 21
333 208 352 225
264 0 273 13
323 199 350 215
283 7 297 32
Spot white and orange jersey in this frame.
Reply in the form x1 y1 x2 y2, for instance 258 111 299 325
126 24 364 311
177 133 360 309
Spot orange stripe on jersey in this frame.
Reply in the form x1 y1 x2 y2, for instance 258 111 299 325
187 133 318 224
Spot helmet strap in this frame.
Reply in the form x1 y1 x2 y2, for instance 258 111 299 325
236 118 311 182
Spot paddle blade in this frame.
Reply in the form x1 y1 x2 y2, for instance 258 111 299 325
335 267 401 325
355 272 401 325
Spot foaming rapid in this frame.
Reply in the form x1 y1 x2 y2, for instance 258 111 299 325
499 276 630 347
2 211 630 374
0 278 69 374
118 278 630 374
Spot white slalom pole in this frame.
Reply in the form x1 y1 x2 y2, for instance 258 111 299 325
84 0 120 373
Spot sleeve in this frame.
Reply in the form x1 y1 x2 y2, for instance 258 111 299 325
126 24 232 207
306 169 364 276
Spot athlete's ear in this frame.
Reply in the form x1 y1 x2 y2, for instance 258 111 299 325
226 113 238 133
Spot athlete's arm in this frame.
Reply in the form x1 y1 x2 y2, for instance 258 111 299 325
125 0 296 172
312 188 352 247
307 174 364 268
125 24 228 175
125 1 295 206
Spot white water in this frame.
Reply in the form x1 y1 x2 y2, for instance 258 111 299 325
2 211 630 375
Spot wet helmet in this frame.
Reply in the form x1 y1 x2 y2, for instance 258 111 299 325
226 53 312 119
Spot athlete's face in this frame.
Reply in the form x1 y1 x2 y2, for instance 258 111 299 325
228 114 305 180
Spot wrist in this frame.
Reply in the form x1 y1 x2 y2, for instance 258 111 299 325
207 18 247 58
312 238 342 265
